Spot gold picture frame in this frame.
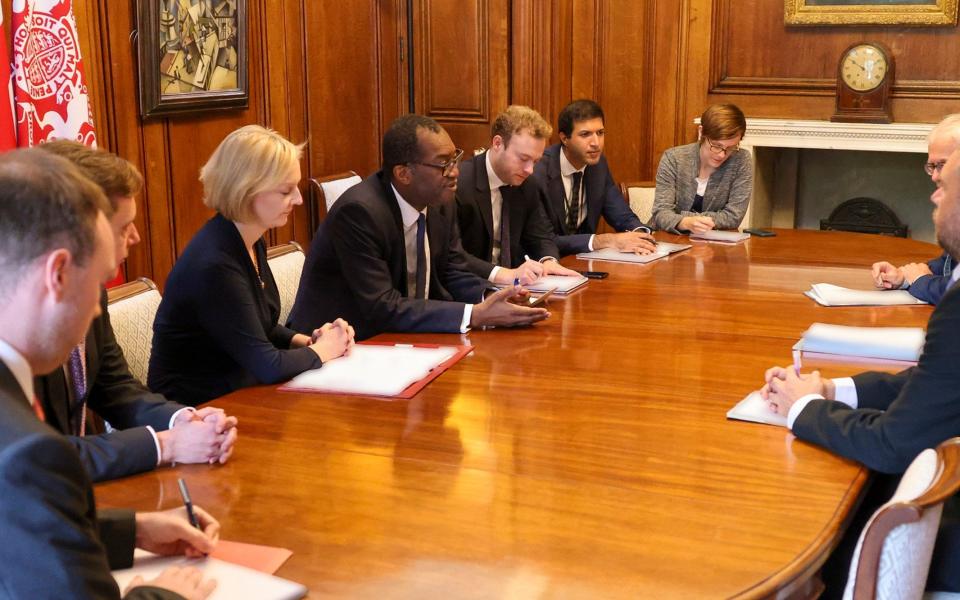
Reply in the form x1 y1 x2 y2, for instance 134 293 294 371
785 0 959 26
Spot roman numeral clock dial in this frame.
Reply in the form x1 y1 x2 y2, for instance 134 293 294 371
832 42 894 124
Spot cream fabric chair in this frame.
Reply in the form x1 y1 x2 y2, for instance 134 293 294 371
619 181 656 226
307 171 361 232
106 278 162 385
843 437 960 600
267 241 305 326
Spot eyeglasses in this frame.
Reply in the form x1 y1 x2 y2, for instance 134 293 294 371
924 159 948 176
704 139 739 156
410 148 465 177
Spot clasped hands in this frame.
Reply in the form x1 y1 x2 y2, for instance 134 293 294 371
309 318 356 362
159 407 238 466
679 215 715 234
871 260 932 289
759 366 834 417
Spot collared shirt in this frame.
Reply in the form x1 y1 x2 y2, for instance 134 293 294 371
560 147 587 230
392 185 472 332
0 338 35 406
485 152 509 265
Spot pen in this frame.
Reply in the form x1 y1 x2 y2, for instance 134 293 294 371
792 350 802 377
513 277 520 287
177 477 201 530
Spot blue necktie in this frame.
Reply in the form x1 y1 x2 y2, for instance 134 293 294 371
415 213 427 299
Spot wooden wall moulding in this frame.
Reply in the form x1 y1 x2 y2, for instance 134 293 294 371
784 0 959 27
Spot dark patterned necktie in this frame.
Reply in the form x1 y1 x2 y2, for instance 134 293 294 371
567 171 583 235
415 213 427 299
67 345 87 436
499 185 512 267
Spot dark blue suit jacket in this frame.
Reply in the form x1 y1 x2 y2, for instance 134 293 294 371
531 143 644 255
793 282 960 474
287 171 488 341
0 362 182 599
908 252 954 305
149 213 321 405
455 151 560 274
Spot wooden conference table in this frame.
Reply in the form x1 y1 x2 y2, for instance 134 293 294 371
97 229 940 599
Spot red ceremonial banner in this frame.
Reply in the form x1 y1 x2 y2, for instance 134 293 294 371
0 12 17 151
11 0 97 147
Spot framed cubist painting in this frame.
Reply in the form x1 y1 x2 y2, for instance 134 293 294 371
785 0 959 26
137 0 248 118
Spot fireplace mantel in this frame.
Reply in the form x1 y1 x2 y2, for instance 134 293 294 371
741 118 934 154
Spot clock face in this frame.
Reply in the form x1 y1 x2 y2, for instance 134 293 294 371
841 45 889 92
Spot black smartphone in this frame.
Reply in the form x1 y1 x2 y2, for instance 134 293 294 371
579 271 609 279
744 228 776 238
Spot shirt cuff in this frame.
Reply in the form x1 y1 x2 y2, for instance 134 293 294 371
460 304 472 333
633 226 652 234
587 235 596 252
832 377 858 408
487 266 501 283
538 256 558 263
145 425 161 466
786 394 823 430
900 279 911 290
168 407 196 430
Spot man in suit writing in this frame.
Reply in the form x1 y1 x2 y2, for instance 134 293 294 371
760 146 960 592
33 140 238 483
0 148 218 599
531 99 656 256
456 105 580 276
288 114 549 341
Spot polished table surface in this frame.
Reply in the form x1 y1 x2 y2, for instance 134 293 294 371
97 229 940 599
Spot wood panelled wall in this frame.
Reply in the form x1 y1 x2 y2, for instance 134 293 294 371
17 0 960 286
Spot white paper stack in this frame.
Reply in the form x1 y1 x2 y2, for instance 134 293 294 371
283 344 458 396
689 230 750 243
576 242 690 264
113 551 307 600
795 323 925 363
805 283 928 306
517 274 589 295
727 391 787 428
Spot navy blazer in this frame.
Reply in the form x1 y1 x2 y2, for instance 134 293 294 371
455 151 560 273
908 252 954 305
531 143 644 255
287 171 488 341
0 362 182 599
35 290 187 482
149 213 321 406
793 282 960 474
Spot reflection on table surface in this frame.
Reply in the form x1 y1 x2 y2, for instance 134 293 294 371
96 229 939 599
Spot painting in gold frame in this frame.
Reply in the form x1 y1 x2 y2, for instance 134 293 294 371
785 0 958 26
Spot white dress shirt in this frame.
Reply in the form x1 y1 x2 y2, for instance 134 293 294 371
0 338 35 406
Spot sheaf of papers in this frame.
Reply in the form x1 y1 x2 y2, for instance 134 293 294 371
519 274 589 294
576 242 691 264
284 344 458 396
112 550 306 600
796 323 925 362
805 283 928 306
727 391 787 428
690 230 750 243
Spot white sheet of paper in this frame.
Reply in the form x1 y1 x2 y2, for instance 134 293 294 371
727 391 787 428
690 230 750 243
112 551 306 600
798 323 925 362
284 344 458 396
519 274 589 294
805 283 927 307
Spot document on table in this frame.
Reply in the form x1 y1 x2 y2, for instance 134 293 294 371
282 344 459 396
576 242 691 264
112 550 306 600
805 283 928 306
727 391 787 427
512 274 589 295
689 230 750 243
795 323 925 363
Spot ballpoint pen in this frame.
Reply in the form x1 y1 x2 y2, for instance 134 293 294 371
177 477 201 530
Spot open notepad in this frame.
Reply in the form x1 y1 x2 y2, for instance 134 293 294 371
280 343 469 397
112 550 306 600
805 283 928 307
690 230 750 243
727 391 787 427
794 323 925 363
514 274 589 295
576 242 691 264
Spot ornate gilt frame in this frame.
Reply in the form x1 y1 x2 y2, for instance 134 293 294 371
785 0 958 26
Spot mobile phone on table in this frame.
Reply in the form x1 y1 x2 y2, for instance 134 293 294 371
579 270 609 279
744 228 776 237
528 288 557 307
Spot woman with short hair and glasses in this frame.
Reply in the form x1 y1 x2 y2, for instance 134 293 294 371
652 103 753 234
149 125 354 405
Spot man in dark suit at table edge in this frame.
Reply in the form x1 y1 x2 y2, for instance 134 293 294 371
531 99 657 256
0 148 218 599
456 104 580 277
287 114 549 341
32 140 238 484
761 146 960 593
